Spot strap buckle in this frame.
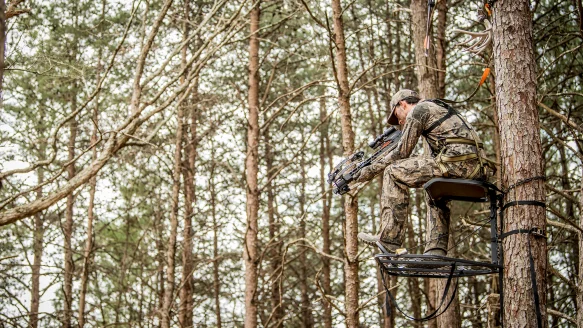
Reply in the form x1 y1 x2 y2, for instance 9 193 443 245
530 228 545 238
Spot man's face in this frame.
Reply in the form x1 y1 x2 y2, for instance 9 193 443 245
395 101 407 126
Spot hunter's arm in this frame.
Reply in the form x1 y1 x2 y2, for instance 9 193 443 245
357 115 424 181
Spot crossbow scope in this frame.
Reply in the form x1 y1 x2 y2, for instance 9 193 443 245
328 127 402 195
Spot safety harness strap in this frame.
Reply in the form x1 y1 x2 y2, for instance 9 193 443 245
421 99 497 179
444 137 484 147
502 200 546 212
499 227 545 328
499 198 546 328
422 101 456 137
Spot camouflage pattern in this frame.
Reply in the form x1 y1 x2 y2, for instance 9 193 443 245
356 99 487 253
378 156 481 252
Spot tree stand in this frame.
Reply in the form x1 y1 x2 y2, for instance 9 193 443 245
375 177 505 323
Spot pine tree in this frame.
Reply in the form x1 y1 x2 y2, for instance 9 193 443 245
492 0 548 326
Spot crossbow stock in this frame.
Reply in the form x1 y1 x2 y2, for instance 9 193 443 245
328 127 402 195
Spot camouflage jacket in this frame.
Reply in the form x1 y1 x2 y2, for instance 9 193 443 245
361 100 483 180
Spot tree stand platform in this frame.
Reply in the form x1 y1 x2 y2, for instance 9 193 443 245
376 178 505 323
375 252 500 278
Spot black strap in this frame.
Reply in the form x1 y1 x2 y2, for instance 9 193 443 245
499 228 544 328
527 236 543 328
381 263 460 322
506 176 546 192
422 99 473 137
423 107 454 137
499 227 545 240
502 200 546 212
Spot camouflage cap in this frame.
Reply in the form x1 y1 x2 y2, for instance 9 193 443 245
387 89 419 125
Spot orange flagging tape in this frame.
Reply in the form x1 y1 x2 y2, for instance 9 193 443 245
479 68 491 86
484 3 492 16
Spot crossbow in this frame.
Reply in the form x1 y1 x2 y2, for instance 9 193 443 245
328 127 402 195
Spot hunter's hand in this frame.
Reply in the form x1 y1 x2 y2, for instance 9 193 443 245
355 166 374 183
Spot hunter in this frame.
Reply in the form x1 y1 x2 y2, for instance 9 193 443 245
355 89 493 256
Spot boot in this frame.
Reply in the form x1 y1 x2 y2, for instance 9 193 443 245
358 232 400 253
403 248 447 269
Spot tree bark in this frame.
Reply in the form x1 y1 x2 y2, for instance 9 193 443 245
178 1 195 326
319 98 333 328
30 169 45 328
156 208 166 322
492 1 547 327
330 0 359 326
414 0 462 325
264 126 283 326
244 3 261 327
577 167 583 328
161 95 185 328
411 0 461 325
78 4 106 326
436 235 461 328
299 135 313 328
64 8 81 324
77 78 98 328
179 103 196 328
407 217 421 328
63 117 77 328
435 0 447 98
210 143 222 328
0 0 5 100
411 0 438 99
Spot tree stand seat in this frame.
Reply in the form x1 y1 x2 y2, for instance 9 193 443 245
423 177 499 205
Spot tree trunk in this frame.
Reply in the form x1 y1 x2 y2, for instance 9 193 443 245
492 1 547 327
78 4 106 325
63 6 81 323
244 3 261 327
264 126 282 326
178 1 195 326
407 216 421 328
559 145 574 219
490 77 502 187
179 109 195 328
577 167 583 328
299 136 313 328
30 169 45 328
411 0 438 99
114 216 131 325
156 208 166 323
77 82 98 328
411 0 462 325
435 0 447 98
179 104 196 328
63 117 77 328
161 95 185 328
330 0 360 326
436 235 461 328
0 0 5 101
210 143 222 328
319 98 333 328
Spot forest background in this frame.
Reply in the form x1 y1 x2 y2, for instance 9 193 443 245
0 0 582 327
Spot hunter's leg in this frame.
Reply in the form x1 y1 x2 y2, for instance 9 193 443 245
422 158 482 254
379 157 442 248
423 199 450 254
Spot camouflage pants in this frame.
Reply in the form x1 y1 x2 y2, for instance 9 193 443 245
379 156 481 253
